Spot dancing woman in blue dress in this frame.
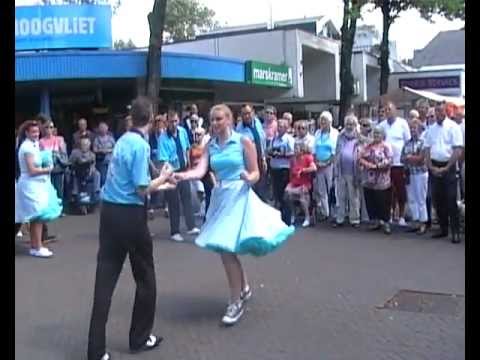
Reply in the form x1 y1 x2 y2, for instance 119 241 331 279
173 104 294 325
15 120 62 258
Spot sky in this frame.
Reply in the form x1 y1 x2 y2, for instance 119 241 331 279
16 0 464 60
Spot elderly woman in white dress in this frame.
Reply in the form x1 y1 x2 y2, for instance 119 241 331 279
15 120 62 258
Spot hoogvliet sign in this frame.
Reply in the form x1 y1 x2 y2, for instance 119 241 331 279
246 61 293 88
15 5 112 51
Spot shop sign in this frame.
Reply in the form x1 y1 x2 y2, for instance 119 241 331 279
246 60 293 88
15 5 112 51
399 76 460 90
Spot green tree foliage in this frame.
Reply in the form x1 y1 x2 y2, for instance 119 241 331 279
164 0 217 41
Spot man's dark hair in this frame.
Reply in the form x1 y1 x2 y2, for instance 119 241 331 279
167 109 179 119
130 96 153 127
241 103 255 112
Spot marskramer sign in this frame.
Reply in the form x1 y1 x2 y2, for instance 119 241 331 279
15 5 112 51
246 61 293 88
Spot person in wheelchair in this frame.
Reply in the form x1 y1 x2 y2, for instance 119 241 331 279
69 137 101 209
284 142 317 227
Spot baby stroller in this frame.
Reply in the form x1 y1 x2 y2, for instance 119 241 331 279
70 161 99 215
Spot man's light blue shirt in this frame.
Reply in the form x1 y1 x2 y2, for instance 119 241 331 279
156 126 191 170
236 118 266 156
102 131 151 206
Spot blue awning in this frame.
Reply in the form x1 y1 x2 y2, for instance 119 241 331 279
15 49 246 83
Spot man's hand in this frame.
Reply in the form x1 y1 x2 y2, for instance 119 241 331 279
159 163 173 179
436 166 449 175
430 166 442 176
171 172 185 183
44 165 54 173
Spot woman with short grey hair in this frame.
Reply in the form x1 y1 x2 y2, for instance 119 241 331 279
313 111 339 221
358 125 393 234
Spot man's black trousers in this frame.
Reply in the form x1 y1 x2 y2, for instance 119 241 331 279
88 202 156 360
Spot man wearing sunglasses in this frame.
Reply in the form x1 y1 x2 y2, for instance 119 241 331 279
237 103 268 201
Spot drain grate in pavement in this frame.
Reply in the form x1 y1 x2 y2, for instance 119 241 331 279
377 290 464 316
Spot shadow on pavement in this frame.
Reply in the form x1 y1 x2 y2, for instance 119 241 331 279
159 294 225 324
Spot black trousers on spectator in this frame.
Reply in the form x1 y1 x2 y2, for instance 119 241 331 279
271 168 291 225
165 180 195 235
430 160 460 234
363 187 392 223
88 202 156 360
426 172 432 227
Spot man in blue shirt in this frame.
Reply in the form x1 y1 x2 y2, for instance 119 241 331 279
157 110 200 242
237 103 268 201
88 97 171 360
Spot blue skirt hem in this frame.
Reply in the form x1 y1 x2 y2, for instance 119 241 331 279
196 225 295 257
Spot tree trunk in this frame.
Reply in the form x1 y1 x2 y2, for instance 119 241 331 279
379 1 391 95
145 0 167 112
339 1 358 127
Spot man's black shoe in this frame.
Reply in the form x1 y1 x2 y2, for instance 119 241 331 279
130 334 163 354
100 352 111 360
431 231 448 239
451 233 461 244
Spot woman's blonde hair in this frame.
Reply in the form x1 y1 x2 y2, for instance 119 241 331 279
209 104 233 122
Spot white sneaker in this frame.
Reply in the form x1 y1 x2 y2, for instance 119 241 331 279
17 230 23 237
171 233 184 242
187 227 200 235
302 219 310 228
398 217 407 226
29 247 53 258
221 299 245 325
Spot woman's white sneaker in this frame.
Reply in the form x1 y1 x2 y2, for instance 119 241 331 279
187 227 200 235
221 299 245 325
29 247 53 258
302 219 310 228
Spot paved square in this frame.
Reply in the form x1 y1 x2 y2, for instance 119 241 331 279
15 213 465 360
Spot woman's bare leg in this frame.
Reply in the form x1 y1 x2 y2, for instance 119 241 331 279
29 222 43 250
220 253 243 302
300 198 310 221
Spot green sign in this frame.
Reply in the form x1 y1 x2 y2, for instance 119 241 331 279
246 60 293 88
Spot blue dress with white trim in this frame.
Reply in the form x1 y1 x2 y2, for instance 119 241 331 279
15 139 62 223
194 131 295 256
